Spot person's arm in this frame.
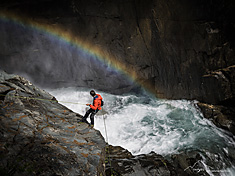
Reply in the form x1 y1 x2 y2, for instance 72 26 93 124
86 100 98 110
89 99 98 110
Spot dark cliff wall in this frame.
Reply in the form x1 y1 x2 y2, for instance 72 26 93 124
1 0 235 105
149 0 235 104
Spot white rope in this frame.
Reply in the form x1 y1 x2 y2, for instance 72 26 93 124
103 114 109 143
0 94 85 105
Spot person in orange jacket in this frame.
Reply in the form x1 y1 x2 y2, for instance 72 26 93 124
81 90 103 127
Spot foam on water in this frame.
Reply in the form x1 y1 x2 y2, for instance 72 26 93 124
47 87 235 175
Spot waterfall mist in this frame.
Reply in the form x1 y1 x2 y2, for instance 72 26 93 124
0 19 136 94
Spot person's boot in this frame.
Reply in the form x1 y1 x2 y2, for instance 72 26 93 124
78 118 89 125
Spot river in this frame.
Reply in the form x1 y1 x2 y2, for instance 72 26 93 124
48 87 235 176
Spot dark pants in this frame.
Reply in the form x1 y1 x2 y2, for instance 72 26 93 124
82 108 99 125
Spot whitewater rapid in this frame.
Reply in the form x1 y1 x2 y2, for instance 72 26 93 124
47 87 235 175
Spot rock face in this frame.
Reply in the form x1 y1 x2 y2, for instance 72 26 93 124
0 70 106 175
105 145 234 176
105 145 177 176
197 65 235 135
197 102 235 135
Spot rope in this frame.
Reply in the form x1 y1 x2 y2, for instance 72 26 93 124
103 115 109 143
0 93 85 105
103 115 114 175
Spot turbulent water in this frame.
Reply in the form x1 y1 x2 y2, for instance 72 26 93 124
47 87 235 176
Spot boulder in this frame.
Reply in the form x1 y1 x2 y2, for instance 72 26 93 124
197 102 235 135
105 145 177 176
171 149 235 176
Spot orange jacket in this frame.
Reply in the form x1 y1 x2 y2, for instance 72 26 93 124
89 94 102 110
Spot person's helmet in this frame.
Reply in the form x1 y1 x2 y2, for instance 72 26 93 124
90 90 96 96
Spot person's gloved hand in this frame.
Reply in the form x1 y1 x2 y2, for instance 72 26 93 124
86 104 91 106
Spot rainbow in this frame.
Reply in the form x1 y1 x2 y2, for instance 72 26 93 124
0 11 157 96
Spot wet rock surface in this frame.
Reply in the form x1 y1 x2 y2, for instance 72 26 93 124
197 102 235 135
0 70 106 176
197 65 235 134
171 148 235 176
104 145 234 176
105 145 177 176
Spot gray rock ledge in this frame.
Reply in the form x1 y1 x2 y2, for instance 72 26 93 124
0 70 106 176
